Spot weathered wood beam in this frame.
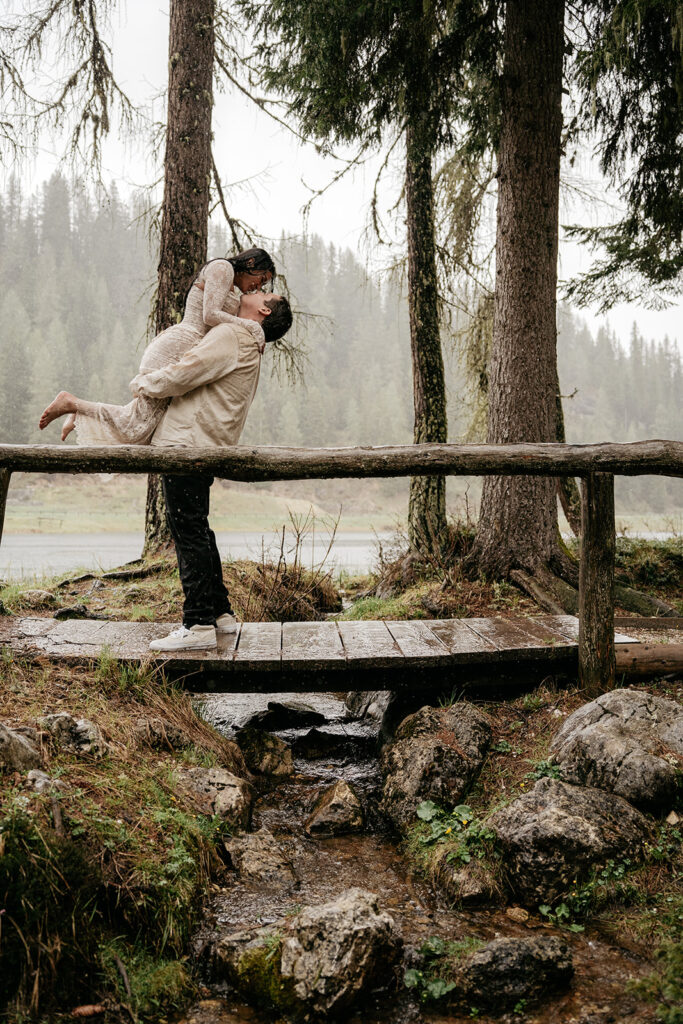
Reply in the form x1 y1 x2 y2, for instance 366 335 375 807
0 467 10 549
0 440 681 480
579 472 616 695
615 643 683 678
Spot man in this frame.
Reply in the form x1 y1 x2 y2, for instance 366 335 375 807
128 290 293 651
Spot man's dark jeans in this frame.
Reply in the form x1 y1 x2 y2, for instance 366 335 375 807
161 473 233 628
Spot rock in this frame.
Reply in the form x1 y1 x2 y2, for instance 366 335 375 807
183 767 253 829
53 604 90 620
239 700 326 732
214 888 400 1017
456 936 573 1009
666 810 680 826
292 722 377 760
549 688 683 810
21 589 56 609
135 716 193 750
380 703 491 829
38 712 109 759
0 722 42 771
506 906 530 924
489 777 650 904
437 860 500 906
305 780 364 837
27 768 68 794
124 584 144 601
236 727 293 776
224 829 296 887
345 690 391 722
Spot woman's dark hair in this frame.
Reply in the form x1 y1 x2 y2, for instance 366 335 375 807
227 247 276 279
262 295 293 344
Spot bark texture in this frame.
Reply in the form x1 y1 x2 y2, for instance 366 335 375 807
473 0 565 576
405 104 447 553
1 441 681 480
144 0 215 554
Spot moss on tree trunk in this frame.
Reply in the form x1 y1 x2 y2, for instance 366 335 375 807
405 114 448 554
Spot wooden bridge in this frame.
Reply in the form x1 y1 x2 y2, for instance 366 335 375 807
0 613 642 693
1 439 682 694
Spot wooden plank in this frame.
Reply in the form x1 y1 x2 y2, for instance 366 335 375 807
234 621 281 671
385 620 450 663
465 617 553 650
428 619 498 656
512 616 577 650
579 472 616 694
538 614 634 645
281 621 346 670
337 620 402 668
614 617 683 631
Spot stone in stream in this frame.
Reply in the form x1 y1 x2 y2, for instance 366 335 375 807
380 703 492 830
0 722 42 771
235 726 293 776
224 828 296 887
38 712 109 759
489 777 650 904
182 767 253 829
305 779 364 837
212 888 401 1018
237 700 326 732
549 688 683 811
454 936 573 1010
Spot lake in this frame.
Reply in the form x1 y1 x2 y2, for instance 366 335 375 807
0 530 393 580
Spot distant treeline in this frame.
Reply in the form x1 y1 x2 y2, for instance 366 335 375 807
1 174 680 513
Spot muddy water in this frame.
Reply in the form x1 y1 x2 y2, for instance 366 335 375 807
194 692 656 1024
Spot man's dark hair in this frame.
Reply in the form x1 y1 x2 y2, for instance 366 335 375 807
262 295 293 343
228 247 276 278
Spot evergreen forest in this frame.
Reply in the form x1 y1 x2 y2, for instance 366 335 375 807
1 173 681 515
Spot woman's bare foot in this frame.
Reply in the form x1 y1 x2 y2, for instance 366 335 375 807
61 413 77 441
39 391 78 430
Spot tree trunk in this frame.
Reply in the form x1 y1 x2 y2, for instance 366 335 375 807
405 120 448 554
143 0 215 556
555 368 582 535
471 0 565 577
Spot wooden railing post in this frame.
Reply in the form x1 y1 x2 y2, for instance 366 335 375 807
0 466 10 551
579 472 615 695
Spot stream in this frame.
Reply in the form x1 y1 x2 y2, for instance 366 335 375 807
188 691 657 1024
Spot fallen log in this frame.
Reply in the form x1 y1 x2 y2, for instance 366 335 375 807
615 643 683 678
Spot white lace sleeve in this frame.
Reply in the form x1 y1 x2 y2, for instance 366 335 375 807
202 259 266 347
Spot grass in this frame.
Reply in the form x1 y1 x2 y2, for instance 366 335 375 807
0 650 245 1019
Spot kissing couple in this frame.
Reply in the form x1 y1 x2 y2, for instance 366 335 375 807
39 247 293 652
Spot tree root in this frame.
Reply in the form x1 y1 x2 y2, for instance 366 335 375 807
510 561 677 617
510 566 578 614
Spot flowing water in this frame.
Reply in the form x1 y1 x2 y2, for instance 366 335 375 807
188 692 657 1024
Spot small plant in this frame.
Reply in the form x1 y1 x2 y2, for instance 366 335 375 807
404 935 484 1004
415 801 496 865
525 758 561 782
492 739 512 753
521 692 544 711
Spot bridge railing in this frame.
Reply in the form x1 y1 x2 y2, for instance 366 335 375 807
1 439 682 693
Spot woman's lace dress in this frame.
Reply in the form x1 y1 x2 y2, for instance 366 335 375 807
73 259 265 446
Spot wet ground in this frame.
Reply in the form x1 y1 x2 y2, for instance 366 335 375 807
187 691 657 1024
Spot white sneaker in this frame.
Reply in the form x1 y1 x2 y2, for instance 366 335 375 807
216 613 238 634
149 625 217 652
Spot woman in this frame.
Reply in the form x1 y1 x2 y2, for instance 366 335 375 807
39 247 276 444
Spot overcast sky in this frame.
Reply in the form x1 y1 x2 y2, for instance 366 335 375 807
6 0 681 351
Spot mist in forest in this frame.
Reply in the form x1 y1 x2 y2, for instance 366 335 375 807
1 174 681 516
